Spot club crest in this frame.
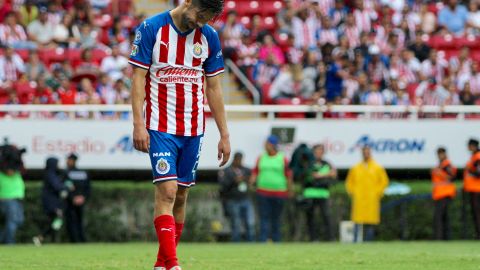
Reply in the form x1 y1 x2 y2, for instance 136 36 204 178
156 158 170 175
193 42 202 58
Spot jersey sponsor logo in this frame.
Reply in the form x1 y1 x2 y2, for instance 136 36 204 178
156 158 170 175
349 135 426 153
193 42 203 58
152 152 171 157
155 66 202 84
134 30 142 44
130 44 138 56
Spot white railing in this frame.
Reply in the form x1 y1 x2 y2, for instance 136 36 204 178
0 104 480 120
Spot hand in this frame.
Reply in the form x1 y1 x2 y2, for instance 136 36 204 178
133 125 149 153
73 195 85 206
217 136 231 167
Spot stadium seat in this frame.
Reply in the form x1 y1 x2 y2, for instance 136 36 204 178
261 1 283 17
39 48 67 66
262 17 276 32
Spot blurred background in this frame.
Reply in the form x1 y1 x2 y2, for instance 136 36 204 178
0 0 480 244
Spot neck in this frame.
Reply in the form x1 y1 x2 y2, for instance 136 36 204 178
170 7 187 32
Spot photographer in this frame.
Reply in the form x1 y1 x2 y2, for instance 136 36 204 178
0 139 26 244
303 144 336 241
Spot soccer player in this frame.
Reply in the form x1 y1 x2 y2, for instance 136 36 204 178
128 1 230 269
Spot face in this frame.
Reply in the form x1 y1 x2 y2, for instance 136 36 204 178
67 158 75 168
265 142 276 153
314 146 324 160
437 151 446 161
362 147 371 160
182 2 216 31
233 155 242 166
468 144 477 152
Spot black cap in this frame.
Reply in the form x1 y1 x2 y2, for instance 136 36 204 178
67 153 78 161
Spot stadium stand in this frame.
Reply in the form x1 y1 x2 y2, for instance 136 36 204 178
215 0 480 113
1 0 480 120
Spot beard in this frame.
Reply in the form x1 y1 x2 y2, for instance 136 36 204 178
181 14 196 31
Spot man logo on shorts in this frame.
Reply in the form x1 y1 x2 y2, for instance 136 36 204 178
156 158 170 175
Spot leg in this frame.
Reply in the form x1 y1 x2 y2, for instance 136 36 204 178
173 187 189 245
227 200 242 242
353 223 362 243
443 198 451 240
471 192 480 239
257 194 270 242
304 199 316 241
148 130 181 269
65 203 77 242
270 197 285 242
2 200 24 244
243 199 256 242
154 181 179 269
319 199 333 241
365 225 375 242
433 199 443 240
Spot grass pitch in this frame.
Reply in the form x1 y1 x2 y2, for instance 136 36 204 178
0 242 479 270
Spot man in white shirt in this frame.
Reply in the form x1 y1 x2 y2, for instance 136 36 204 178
27 7 55 47
100 44 129 82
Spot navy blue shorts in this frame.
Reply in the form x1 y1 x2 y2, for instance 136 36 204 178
148 130 203 187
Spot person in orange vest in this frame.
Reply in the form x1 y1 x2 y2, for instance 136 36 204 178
464 138 480 239
431 147 457 240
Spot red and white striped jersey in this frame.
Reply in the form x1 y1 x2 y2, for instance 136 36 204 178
129 11 224 137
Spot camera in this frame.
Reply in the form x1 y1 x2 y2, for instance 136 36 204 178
0 137 27 173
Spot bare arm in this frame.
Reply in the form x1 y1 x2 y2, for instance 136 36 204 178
131 67 149 153
205 74 231 167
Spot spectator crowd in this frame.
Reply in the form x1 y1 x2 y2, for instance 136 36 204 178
217 0 480 107
2 0 480 120
0 0 138 118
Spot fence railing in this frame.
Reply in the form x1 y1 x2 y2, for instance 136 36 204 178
0 104 480 120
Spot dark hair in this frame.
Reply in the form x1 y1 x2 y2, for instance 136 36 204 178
468 138 479 148
437 147 447 154
192 0 224 16
233 152 243 159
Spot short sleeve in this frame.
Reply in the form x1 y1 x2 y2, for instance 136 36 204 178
203 28 225 77
129 20 156 69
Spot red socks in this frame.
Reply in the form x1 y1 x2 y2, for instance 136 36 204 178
175 222 184 246
154 215 178 269
154 217 184 268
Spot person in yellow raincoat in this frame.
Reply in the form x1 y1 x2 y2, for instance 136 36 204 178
346 146 389 242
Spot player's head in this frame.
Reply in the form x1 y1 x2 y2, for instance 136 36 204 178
436 147 447 161
180 0 224 31
312 144 325 160
468 138 479 152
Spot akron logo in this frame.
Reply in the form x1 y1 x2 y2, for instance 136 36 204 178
193 42 202 58
156 158 170 175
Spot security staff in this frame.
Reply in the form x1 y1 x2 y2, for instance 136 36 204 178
303 144 336 241
431 147 457 240
64 153 90 243
464 139 480 239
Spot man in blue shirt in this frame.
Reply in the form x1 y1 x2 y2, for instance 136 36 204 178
438 0 469 35
325 53 348 102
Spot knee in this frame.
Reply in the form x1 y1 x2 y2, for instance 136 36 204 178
157 186 178 205
174 189 189 208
